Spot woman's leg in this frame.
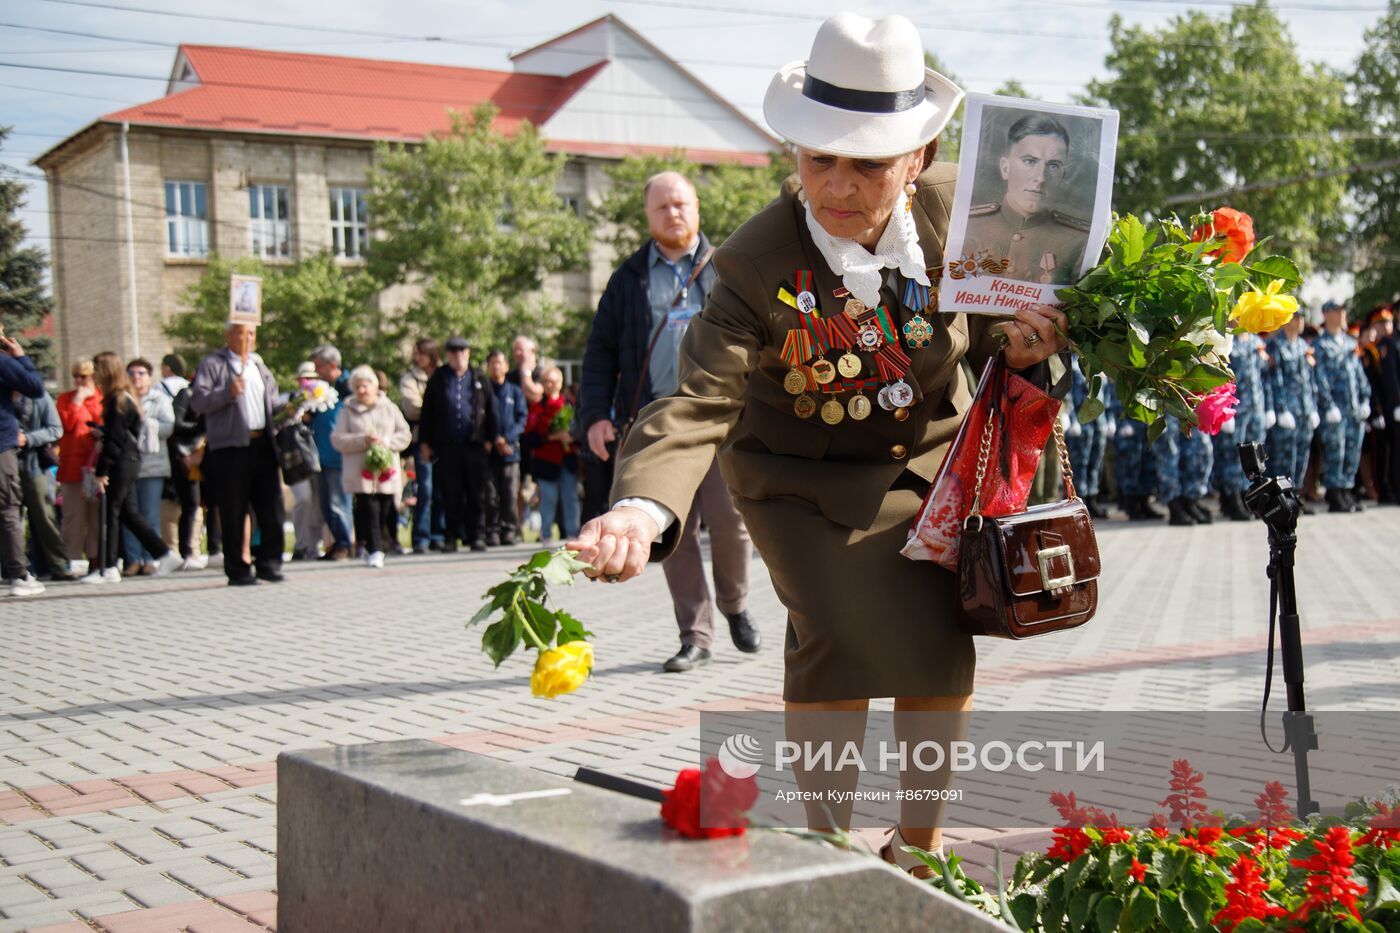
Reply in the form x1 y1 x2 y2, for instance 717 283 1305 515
536 479 559 542
892 694 973 854
560 467 581 539
117 474 170 560
783 698 870 833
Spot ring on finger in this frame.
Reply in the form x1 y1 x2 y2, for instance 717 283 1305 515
1023 329 1043 348
605 574 621 583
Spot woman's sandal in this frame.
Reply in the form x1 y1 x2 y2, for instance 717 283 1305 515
879 825 943 880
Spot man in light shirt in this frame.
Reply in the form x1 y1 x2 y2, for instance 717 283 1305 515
190 323 285 586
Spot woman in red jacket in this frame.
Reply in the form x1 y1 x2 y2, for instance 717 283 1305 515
524 367 579 545
55 358 104 573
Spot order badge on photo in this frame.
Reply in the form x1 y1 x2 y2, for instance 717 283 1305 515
939 94 1119 315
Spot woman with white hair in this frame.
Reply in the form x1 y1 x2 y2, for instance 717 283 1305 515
331 365 411 568
572 13 1069 872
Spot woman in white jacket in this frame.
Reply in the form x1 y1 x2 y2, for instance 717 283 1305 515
331 365 411 568
125 358 174 575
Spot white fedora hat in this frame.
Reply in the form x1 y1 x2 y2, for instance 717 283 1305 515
763 12 963 159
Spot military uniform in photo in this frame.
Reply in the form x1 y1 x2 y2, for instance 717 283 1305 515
962 201 1089 284
1265 331 1317 491
1313 328 1371 501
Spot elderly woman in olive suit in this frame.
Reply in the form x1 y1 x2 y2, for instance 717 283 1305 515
570 13 1068 871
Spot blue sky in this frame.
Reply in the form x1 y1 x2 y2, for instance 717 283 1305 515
1 0 1388 305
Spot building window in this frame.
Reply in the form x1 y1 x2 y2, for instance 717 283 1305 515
560 194 584 218
249 184 291 259
164 181 208 257
329 187 368 260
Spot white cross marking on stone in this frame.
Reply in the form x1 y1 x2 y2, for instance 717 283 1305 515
457 788 573 808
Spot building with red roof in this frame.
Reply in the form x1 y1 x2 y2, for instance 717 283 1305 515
35 15 777 375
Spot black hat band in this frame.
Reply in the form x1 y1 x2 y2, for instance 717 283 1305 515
801 73 926 114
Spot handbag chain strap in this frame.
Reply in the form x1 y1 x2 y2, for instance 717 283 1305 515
967 403 1078 519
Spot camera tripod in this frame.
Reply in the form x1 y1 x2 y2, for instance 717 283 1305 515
1239 442 1320 818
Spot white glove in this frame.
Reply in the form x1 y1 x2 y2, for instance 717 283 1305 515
1118 422 1136 438
1308 411 1321 431
1104 420 1117 439
1066 415 1083 437
1278 411 1297 431
1325 406 1342 425
1374 416 1387 430
1360 401 1371 420
1265 410 1277 430
1394 405 1400 422
1220 417 1237 435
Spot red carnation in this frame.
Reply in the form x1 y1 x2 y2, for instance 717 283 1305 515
1192 207 1256 264
660 758 758 840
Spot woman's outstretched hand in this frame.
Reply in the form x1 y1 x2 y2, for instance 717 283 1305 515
567 507 659 583
1001 303 1070 370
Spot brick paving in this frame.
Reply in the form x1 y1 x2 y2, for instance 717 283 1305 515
3 507 1398 930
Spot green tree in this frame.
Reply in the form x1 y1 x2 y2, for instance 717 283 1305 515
1086 3 1352 269
591 151 791 261
365 104 591 353
1349 0 1400 310
926 52 964 162
164 253 382 385
0 127 54 375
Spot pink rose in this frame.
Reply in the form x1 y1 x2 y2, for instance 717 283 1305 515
361 470 375 481
1195 383 1238 436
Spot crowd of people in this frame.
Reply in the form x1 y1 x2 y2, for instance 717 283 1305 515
1065 301 1400 524
0 322 598 596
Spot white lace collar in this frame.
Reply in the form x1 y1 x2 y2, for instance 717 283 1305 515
803 189 930 308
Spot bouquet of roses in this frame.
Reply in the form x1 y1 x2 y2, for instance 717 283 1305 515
1059 207 1301 440
275 379 339 425
363 443 397 483
550 402 575 436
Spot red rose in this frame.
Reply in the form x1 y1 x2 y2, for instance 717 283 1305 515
1192 207 1256 264
660 758 758 839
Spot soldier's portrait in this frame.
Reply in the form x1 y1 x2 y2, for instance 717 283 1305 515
941 95 1119 315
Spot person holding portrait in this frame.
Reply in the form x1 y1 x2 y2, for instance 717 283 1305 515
570 13 1068 874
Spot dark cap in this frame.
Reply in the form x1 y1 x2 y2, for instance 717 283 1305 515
445 337 470 352
1321 299 1344 313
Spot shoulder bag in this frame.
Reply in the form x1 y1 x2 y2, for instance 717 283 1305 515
957 406 1101 639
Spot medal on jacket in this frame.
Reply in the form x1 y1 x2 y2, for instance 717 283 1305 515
794 269 817 314
886 379 915 408
811 358 836 385
856 322 885 351
848 394 872 421
902 279 930 313
794 395 817 419
820 399 845 425
783 368 808 395
903 315 934 349
836 352 862 379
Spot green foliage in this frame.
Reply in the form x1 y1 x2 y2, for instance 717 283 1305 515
163 253 383 387
925 52 965 163
470 549 594 666
365 104 591 354
1348 0 1400 311
591 150 792 261
0 127 54 375
1056 211 1298 432
1086 6 1352 271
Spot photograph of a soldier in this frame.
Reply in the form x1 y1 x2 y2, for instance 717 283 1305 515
941 96 1117 315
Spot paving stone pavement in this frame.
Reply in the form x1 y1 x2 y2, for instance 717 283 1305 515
2 507 1398 930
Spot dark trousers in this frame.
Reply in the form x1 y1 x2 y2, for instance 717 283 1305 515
171 464 200 558
0 449 25 580
205 435 284 580
581 452 615 524
437 443 488 546
354 493 394 555
22 469 68 574
101 461 168 571
485 457 520 542
662 458 752 650
200 477 222 555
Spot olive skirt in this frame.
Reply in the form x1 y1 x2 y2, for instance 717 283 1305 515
734 473 976 703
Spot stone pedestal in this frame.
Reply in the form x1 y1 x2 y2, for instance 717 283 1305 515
277 739 1003 932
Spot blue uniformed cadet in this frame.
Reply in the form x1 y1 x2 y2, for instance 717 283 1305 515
1152 416 1215 526
1313 300 1372 512
1065 361 1115 518
1265 312 1319 509
1214 333 1270 520
1109 392 1163 520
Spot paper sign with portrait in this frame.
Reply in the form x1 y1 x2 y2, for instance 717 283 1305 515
229 274 263 326
939 95 1119 315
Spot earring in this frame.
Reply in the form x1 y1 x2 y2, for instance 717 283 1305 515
904 182 916 211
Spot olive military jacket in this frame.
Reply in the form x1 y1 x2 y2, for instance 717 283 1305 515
611 162 1011 560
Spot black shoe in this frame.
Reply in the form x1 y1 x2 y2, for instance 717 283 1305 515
1084 495 1110 519
1168 498 1196 526
1222 491 1252 522
1325 488 1350 513
1300 501 1317 515
1139 497 1165 519
725 610 762 653
441 542 459 554
484 534 500 547
663 644 711 672
1344 490 1364 512
497 533 519 547
470 540 488 553
1187 499 1213 524
228 575 259 587
412 544 429 555
428 541 445 552
255 568 286 583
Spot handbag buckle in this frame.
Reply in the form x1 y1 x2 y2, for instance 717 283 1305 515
1037 545 1075 592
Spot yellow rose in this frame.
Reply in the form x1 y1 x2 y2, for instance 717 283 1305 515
530 641 594 699
1232 279 1298 334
